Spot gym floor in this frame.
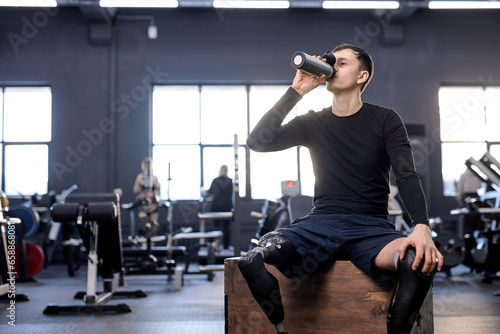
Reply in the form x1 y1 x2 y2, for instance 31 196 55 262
0 263 499 334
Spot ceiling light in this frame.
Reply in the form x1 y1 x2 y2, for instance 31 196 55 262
213 1 290 9
100 0 179 8
428 1 500 9
0 0 57 6
322 1 400 9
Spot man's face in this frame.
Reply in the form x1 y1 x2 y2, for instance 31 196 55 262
326 48 366 94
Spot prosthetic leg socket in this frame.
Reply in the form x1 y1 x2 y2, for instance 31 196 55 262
387 246 437 334
238 251 285 325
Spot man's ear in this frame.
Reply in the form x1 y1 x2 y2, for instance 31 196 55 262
357 71 369 85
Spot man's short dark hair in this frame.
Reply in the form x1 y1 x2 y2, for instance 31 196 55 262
333 43 374 93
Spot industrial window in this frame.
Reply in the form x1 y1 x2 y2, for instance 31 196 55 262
439 86 500 196
152 84 331 200
1 86 52 196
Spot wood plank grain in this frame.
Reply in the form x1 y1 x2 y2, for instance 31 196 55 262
225 257 433 334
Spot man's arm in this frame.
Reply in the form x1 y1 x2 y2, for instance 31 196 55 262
385 113 443 273
397 177 443 274
246 69 325 152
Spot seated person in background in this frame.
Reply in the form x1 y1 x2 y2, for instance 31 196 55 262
456 167 483 206
456 167 484 235
133 157 161 238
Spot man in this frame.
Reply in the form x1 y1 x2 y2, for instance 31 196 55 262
456 167 483 238
456 167 483 205
238 44 444 334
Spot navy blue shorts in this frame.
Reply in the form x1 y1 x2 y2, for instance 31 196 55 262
277 213 405 281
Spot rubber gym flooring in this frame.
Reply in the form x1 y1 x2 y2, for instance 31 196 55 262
0 263 499 334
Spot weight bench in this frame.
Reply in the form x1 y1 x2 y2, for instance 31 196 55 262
173 231 223 281
122 245 187 258
44 196 146 315
122 244 186 291
224 257 433 334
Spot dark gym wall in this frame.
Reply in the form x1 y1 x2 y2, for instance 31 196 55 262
0 7 111 192
1 7 499 231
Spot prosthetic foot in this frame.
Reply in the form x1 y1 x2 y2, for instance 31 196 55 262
386 246 437 334
276 322 288 334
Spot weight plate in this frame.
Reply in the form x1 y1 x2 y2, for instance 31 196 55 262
136 216 160 239
12 203 40 239
433 231 466 268
15 241 45 278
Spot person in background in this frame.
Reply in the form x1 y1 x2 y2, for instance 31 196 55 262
133 157 161 238
456 167 483 206
456 167 484 235
208 165 233 250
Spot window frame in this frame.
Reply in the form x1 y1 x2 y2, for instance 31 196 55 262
1 86 52 196
439 84 500 197
151 83 330 200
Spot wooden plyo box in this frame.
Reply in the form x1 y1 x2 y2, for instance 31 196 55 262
224 257 433 334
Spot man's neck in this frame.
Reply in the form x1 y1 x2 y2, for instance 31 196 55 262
331 92 363 117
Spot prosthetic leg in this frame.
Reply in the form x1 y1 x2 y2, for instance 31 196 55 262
387 246 437 334
238 232 299 334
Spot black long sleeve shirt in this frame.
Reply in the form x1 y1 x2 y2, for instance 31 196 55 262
247 88 429 226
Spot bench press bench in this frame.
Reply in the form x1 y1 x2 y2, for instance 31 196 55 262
173 230 223 281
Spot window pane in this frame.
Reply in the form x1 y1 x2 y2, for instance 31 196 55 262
0 143 2 190
202 147 246 198
5 145 48 195
439 87 486 142
250 148 297 199
153 145 200 200
441 142 486 196
295 85 332 116
0 91 3 140
485 87 500 141
249 85 289 131
152 86 200 144
249 85 332 132
490 145 500 162
201 86 247 145
4 87 51 142
299 146 314 197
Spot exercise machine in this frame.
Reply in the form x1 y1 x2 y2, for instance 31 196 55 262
0 191 29 302
123 161 190 282
3 195 45 282
44 193 146 314
390 184 466 275
429 217 466 277
249 198 290 249
248 181 310 249
451 152 500 282
122 196 189 290
173 228 223 281
173 135 241 276
36 185 85 276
